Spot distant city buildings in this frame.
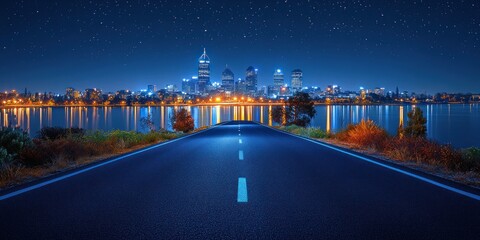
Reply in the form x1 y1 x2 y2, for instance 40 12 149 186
291 69 303 92
235 78 247 95
182 78 196 94
197 48 210 94
222 66 235 93
245 66 258 95
147 85 157 93
273 69 284 88
2 49 477 107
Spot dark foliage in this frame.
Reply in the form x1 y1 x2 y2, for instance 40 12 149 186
272 92 316 127
404 108 427 138
171 109 195 133
38 127 85 140
271 106 284 125
0 127 32 159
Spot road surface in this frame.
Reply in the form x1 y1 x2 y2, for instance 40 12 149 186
1 121 479 239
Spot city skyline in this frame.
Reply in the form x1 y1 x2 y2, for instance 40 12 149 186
1 1 479 93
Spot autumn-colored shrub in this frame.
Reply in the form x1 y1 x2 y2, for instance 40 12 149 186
335 120 389 150
383 137 464 171
172 109 195 133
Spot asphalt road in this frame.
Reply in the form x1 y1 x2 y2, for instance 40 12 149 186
1 121 479 239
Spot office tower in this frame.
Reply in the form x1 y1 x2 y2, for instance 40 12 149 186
147 85 156 93
291 69 303 91
198 48 210 94
273 69 284 87
222 66 235 92
245 66 258 95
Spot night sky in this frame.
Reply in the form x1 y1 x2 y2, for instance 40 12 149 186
1 0 479 94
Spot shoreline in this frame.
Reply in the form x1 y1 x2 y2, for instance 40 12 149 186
1 101 478 109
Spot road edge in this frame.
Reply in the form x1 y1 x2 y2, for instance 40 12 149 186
0 123 227 200
256 122 480 201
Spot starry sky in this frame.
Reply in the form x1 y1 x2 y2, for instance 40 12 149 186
1 0 479 94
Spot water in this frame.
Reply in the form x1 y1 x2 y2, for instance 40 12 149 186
1 104 479 148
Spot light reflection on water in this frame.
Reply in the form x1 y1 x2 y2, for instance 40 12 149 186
0 104 479 148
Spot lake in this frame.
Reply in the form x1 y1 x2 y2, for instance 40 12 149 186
1 104 479 148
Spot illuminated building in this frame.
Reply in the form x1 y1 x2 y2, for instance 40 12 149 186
65 87 75 100
235 78 247 95
182 78 196 94
197 48 210 94
222 66 235 92
245 66 258 95
147 85 157 93
273 69 284 87
291 69 303 91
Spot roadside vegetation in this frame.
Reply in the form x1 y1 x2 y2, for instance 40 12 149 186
275 107 480 186
271 92 316 127
0 109 200 189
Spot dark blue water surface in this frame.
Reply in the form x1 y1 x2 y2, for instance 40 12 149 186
1 104 479 148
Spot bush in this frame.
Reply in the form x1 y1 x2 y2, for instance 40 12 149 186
404 108 427 138
0 147 12 165
0 127 32 158
462 148 480 172
38 127 85 140
335 120 388 149
383 137 464 171
19 138 89 166
281 125 328 139
140 113 156 132
308 128 328 139
172 109 195 133
107 130 142 149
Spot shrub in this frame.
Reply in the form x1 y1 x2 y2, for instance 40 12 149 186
19 138 89 166
383 137 464 171
172 109 195 133
0 127 32 158
308 128 328 139
140 113 156 132
461 148 480 172
335 120 388 149
107 130 142 149
404 107 427 138
0 147 12 165
38 127 85 140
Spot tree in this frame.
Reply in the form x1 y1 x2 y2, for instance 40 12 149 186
271 106 285 125
140 113 156 132
171 109 195 133
271 92 316 127
404 107 427 138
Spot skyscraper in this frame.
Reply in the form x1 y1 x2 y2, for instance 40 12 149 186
273 69 284 87
147 85 156 93
291 69 303 91
198 48 210 94
222 66 235 93
245 66 258 95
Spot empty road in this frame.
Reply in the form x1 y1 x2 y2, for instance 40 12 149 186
1 121 479 239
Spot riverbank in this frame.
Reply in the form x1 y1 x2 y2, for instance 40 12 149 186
2 101 479 109
0 127 208 189
271 123 480 188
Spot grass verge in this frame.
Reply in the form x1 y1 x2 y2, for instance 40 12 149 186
0 127 207 189
275 121 480 188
